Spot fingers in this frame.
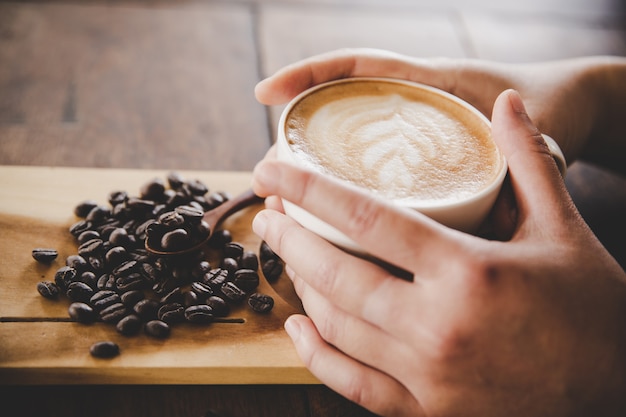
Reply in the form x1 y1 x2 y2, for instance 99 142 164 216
490 90 576 232
284 314 425 417
255 48 448 105
252 208 419 334
252 159 462 274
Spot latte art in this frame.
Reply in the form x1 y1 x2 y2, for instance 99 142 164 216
285 80 501 205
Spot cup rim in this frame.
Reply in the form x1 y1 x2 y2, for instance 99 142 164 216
278 76 508 212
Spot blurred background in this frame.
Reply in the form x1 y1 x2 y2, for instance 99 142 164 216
1 0 625 171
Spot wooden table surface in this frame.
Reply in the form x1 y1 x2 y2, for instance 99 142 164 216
1 1 625 416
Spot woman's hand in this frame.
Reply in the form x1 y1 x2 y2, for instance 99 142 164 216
256 48 626 170
251 89 626 417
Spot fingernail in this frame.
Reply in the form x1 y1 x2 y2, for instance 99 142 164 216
284 316 301 341
252 211 268 238
507 89 527 114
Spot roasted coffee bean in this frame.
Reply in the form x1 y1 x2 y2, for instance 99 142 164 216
88 255 105 272
90 290 121 311
54 266 77 290
191 281 213 300
109 228 132 247
133 299 160 321
233 269 259 293
37 281 60 299
90 341 120 358
261 258 283 283
100 302 128 324
202 268 229 289
140 178 166 200
116 314 142 336
69 220 93 237
125 197 156 215
205 295 229 317
175 205 204 224
160 228 189 251
85 205 111 224
220 282 246 303
259 241 276 263
158 303 185 324
239 251 259 271
74 200 99 218
221 257 238 277
66 281 94 303
97 273 116 291
79 271 97 289
247 293 274 313
115 273 144 292
208 229 232 248
185 179 209 196
108 190 128 207
158 211 185 228
184 304 214 324
112 260 138 277
160 287 183 305
120 290 144 307
68 302 97 323
167 171 185 190
77 230 101 245
145 320 170 339
139 262 158 281
66 254 88 272
191 260 212 280
105 246 128 266
182 289 199 307
32 248 58 263
223 242 244 259
78 238 104 257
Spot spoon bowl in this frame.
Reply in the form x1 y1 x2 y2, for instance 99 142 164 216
145 188 263 256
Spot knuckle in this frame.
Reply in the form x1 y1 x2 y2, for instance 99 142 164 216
343 195 384 240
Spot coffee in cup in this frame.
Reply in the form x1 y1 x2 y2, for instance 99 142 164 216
275 78 511 252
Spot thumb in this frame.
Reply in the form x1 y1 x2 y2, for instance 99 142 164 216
490 89 573 230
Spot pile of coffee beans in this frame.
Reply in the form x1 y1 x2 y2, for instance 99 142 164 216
33 172 284 358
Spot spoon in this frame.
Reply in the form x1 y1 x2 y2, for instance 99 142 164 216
145 188 263 256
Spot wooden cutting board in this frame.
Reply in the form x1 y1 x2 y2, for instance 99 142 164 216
0 166 314 385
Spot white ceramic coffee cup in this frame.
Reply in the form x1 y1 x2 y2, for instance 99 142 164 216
275 77 566 253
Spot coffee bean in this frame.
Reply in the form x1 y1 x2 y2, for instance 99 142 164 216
109 227 132 247
77 230 101 245
32 248 58 263
116 314 142 336
66 281 94 303
69 220 93 237
115 273 144 292
158 211 185 228
78 238 104 258
191 281 214 300
133 299 159 321
233 269 259 293
205 295 229 317
160 228 189 251
68 302 97 323
202 268 228 290
90 290 121 311
74 200 99 218
145 320 171 339
54 266 77 291
223 242 244 259
140 178 166 200
105 246 128 266
100 302 128 324
158 303 185 324
261 258 283 283
108 190 128 207
239 251 259 271
184 304 214 324
37 281 60 299
90 341 120 358
120 290 144 307
66 255 88 272
247 293 274 313
167 172 185 190
220 282 246 303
